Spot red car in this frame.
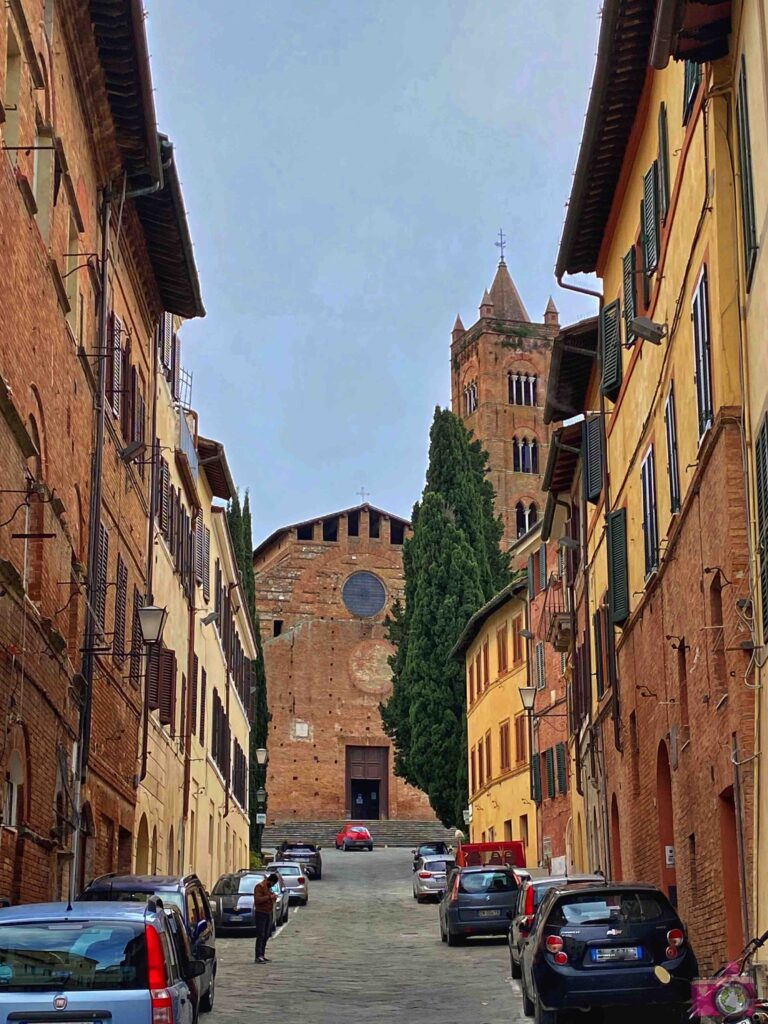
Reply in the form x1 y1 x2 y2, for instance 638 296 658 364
335 823 373 851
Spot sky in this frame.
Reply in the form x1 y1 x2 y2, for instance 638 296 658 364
146 1 600 544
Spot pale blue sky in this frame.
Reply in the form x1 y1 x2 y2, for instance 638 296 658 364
147 1 599 543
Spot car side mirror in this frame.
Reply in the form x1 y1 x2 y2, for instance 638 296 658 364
196 944 214 959
185 959 206 980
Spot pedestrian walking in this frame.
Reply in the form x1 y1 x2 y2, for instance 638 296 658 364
253 872 278 963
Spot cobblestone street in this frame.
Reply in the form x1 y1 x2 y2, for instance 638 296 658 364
208 847 526 1023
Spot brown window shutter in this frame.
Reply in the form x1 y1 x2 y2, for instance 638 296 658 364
95 522 109 630
162 312 173 372
110 313 123 417
202 527 211 603
171 331 181 401
130 588 144 684
160 460 170 536
191 654 198 735
158 647 177 730
146 645 160 709
113 556 128 663
180 674 186 750
195 518 204 584
120 351 133 439
199 668 207 747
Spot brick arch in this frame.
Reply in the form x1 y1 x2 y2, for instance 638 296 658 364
5 721 31 825
28 385 48 478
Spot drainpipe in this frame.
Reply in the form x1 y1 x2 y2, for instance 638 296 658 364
181 554 196 867
70 187 111 903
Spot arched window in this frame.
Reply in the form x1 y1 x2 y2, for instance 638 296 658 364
531 440 539 474
508 372 539 406
516 502 526 538
513 438 521 473
521 439 532 473
529 503 538 528
3 751 23 827
463 380 478 416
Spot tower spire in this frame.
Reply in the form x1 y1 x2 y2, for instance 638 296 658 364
495 227 507 265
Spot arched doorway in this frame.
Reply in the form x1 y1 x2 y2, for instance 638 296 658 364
151 826 158 874
719 787 745 958
591 808 601 874
575 811 586 871
610 794 623 880
656 742 677 903
135 815 149 874
166 826 175 874
76 803 94 894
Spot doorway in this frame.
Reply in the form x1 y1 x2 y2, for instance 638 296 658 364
351 779 380 819
346 746 388 819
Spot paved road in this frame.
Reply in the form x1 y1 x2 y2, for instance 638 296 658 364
208 846 526 1023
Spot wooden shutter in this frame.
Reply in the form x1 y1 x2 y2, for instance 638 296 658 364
658 102 670 221
545 748 556 799
683 60 701 124
539 543 547 591
158 647 177 731
532 756 542 803
600 298 622 401
162 312 173 372
180 674 186 750
160 460 170 535
583 416 604 504
593 608 605 699
95 522 109 630
130 588 143 684
199 668 207 747
110 313 123 417
622 248 637 346
527 554 535 599
641 446 659 576
757 419 768 642
120 350 133 439
113 555 128 663
202 527 211 603
692 268 713 437
556 742 567 794
195 518 204 584
171 331 181 401
146 646 160 709
643 163 659 273
736 57 758 286
607 508 630 626
536 642 545 690
191 654 198 736
665 385 681 513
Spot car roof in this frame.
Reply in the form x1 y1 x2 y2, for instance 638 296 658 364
458 864 515 873
281 841 316 846
86 873 193 890
421 854 454 861
419 840 448 846
526 874 603 888
546 881 662 898
0 902 152 924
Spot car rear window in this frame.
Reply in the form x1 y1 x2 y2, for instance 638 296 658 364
419 844 447 854
350 827 369 835
283 844 315 852
423 860 453 872
459 871 516 894
275 865 301 875
0 921 147 991
79 888 184 913
550 891 669 926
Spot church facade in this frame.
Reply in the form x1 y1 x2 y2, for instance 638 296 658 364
253 504 433 823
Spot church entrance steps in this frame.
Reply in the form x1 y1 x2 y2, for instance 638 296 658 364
261 819 455 849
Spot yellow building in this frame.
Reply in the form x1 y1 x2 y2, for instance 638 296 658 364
550 0 754 969
135 319 253 888
453 579 536 864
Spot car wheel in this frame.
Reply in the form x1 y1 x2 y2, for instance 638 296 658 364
343 841 349 851
200 973 215 1013
301 896 309 906
510 951 522 979
367 845 373 851
446 929 464 947
534 1001 557 1024
315 871 322 880
520 978 534 1018
440 918 447 943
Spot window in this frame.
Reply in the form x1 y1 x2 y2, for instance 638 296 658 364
463 380 478 415
692 267 713 439
32 130 54 238
607 508 630 626
583 416 604 504
322 516 339 542
532 757 542 803
658 103 670 222
641 446 659 576
468 662 475 704
535 642 545 690
497 625 508 674
470 748 477 793
539 543 548 591
485 730 491 780
678 639 690 736
65 213 81 338
158 647 177 734
665 384 681 513
515 501 537 538
95 522 109 631
129 588 143 685
556 742 567 794
512 616 523 664
622 248 636 347
3 26 21 155
190 655 198 737
478 737 484 788
736 56 758 287
113 556 128 664
342 571 386 617
369 509 380 538
513 437 539 474
519 814 529 848
483 641 490 686
600 299 622 400
593 602 615 700
499 721 510 772
390 520 405 545
296 522 314 541
107 313 123 418
199 668 207 748
508 372 538 406
3 751 23 827
475 651 482 694
544 748 556 799
514 715 527 763
683 60 701 125
643 163 660 274
347 510 360 537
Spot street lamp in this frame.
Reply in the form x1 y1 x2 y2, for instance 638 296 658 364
256 787 267 806
137 605 168 645
518 686 536 713
255 748 268 767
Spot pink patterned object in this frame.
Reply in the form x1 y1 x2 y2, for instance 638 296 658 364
691 972 756 1017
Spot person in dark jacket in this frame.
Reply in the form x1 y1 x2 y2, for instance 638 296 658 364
253 873 279 963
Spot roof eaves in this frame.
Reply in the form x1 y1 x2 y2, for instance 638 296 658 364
252 503 412 562
450 574 528 660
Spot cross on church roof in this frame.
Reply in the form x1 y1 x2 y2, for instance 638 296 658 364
495 228 506 264
357 487 370 503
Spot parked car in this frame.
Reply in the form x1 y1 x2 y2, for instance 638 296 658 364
208 871 289 935
412 855 455 902
79 872 216 1012
508 875 603 978
439 865 520 945
271 862 310 905
165 903 201 1020
0 898 204 1023
411 841 451 872
336 823 373 850
276 840 323 879
520 882 698 1023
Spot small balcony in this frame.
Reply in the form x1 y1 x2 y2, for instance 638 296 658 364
538 578 572 653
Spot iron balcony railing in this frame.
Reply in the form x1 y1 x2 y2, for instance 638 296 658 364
537 575 572 653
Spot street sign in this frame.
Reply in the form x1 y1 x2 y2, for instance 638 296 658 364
255 813 267 825
462 808 472 824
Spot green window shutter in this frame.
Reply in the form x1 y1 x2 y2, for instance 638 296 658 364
539 543 547 591
756 419 768 642
600 299 622 401
527 554 535 600
545 748 556 799
593 608 605 699
683 60 701 125
658 102 670 221
607 508 630 626
583 416 604 505
556 742 567 794
643 163 659 273
622 248 637 347
532 756 542 804
736 56 758 287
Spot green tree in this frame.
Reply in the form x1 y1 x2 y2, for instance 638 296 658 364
381 408 509 825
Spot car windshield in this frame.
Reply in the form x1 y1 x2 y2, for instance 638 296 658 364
79 889 184 912
423 860 453 872
0 921 147 991
459 871 515 894
551 891 668 925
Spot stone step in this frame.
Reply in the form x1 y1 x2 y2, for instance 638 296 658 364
261 819 456 848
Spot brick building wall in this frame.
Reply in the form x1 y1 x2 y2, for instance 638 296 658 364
254 505 434 823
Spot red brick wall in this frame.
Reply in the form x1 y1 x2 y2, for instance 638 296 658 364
254 507 434 822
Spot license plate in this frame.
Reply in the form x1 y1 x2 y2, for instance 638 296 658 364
479 909 501 918
591 946 641 961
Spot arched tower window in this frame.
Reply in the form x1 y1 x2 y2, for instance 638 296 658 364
508 372 539 407
513 438 521 473
529 503 538 528
463 380 478 416
531 440 539 474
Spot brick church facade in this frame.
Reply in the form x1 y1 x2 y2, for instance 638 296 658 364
253 504 433 823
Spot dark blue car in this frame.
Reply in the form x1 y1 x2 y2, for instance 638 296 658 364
520 883 697 1024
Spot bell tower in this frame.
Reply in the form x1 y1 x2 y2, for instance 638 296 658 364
450 254 559 547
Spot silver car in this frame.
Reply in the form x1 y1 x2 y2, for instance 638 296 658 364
272 862 309 905
412 855 456 902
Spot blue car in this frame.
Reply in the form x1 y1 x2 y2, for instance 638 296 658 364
0 898 204 1024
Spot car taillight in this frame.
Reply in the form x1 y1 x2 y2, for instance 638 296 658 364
667 928 685 948
524 886 535 917
298 877 306 884
419 871 433 879
450 875 460 902
146 925 173 1024
554 951 568 966
545 935 564 954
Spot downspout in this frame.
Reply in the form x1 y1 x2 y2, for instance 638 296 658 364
182 548 196 854
70 187 111 903
523 597 540 868
138 327 159 786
